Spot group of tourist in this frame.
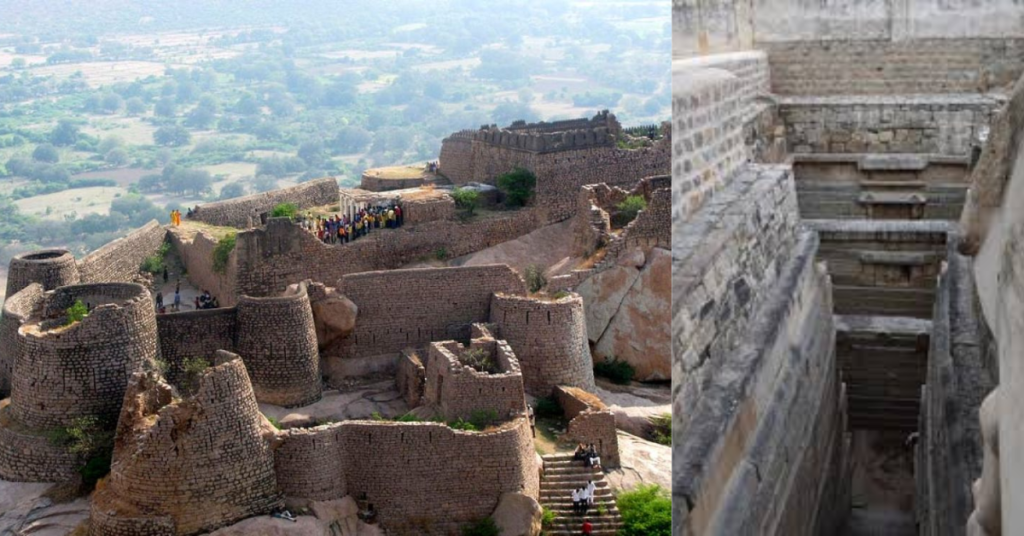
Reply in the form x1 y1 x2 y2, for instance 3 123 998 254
195 290 219 310
300 203 405 245
169 209 183 226
570 479 598 514
426 160 440 173
153 282 182 311
574 442 602 469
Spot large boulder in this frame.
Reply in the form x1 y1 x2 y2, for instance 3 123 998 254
309 289 358 350
491 492 543 536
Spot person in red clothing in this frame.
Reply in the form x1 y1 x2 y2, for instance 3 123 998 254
581 518 593 535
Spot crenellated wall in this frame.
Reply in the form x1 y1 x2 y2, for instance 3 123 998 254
10 283 157 430
90 353 282 536
335 265 526 360
76 221 167 285
489 293 596 395
5 249 79 298
187 178 340 229
236 284 322 407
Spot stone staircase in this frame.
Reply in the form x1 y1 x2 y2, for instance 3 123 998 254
539 453 623 536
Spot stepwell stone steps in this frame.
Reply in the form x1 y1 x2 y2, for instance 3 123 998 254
538 453 623 536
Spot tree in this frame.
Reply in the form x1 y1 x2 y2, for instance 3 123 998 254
138 174 163 192
497 167 536 207
185 106 216 129
10 57 26 69
451 188 479 217
154 97 177 118
297 140 325 167
97 136 123 155
105 148 129 166
166 168 211 195
32 143 60 163
50 119 80 147
332 126 371 154
125 97 147 116
253 174 277 192
219 182 246 200
101 93 124 114
153 125 192 147
616 485 671 536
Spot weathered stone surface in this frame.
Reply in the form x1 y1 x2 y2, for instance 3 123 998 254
491 492 542 536
0 480 89 536
594 247 671 381
309 290 358 350
604 431 671 492
206 515 325 536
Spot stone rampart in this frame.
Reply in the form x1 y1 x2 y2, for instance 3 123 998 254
554 386 620 468
5 249 80 298
156 308 238 387
189 178 340 229
335 265 526 360
10 282 157 430
423 338 526 420
395 351 425 407
167 227 238 307
0 283 44 396
0 400 85 482
90 353 282 536
274 424 347 502
489 293 596 395
236 284 322 407
77 221 167 284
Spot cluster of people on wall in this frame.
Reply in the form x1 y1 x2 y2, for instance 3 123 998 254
571 479 598 514
154 284 218 314
426 161 440 173
574 442 602 469
300 202 405 245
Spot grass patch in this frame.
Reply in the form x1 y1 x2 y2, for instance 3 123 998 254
614 195 647 227
140 242 171 274
460 347 499 374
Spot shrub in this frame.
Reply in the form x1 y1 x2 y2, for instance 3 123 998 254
266 416 281 430
541 507 556 528
594 357 635 385
460 348 498 374
533 396 561 418
461 518 499 536
80 449 113 489
448 418 478 432
553 290 570 300
140 242 171 274
434 247 448 261
270 202 299 219
524 264 546 293
451 187 479 217
182 356 210 395
614 195 647 226
616 484 671 536
649 413 671 446
395 413 421 422
212 233 236 274
496 167 536 207
65 300 88 325
469 409 499 429
46 416 114 490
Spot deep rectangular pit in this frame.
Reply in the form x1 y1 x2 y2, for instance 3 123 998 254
794 155 970 221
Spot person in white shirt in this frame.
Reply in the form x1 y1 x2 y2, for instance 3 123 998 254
587 480 597 505
571 488 580 514
580 485 591 514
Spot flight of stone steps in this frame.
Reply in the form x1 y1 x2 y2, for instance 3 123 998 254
539 453 623 536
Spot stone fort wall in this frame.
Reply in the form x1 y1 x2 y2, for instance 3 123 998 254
230 210 540 300
440 138 670 223
10 283 157 430
0 283 44 396
76 221 167 285
236 284 322 408
155 307 238 387
335 265 526 360
274 417 538 533
91 353 281 536
489 293 596 396
188 178 340 229
423 338 526 421
167 227 238 307
5 249 80 299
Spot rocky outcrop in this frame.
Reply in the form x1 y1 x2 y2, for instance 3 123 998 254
491 492 543 536
578 247 670 381
305 283 358 351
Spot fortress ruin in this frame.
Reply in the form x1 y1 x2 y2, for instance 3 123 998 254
674 1 1023 535
0 112 669 535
